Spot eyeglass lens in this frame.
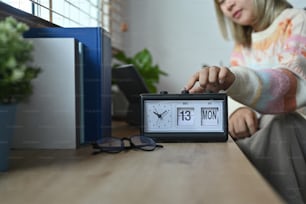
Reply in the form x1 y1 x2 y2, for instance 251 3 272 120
93 136 163 153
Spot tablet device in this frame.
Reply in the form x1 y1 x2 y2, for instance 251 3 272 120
112 64 149 103
112 64 149 125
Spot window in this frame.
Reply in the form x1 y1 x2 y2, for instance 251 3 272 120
0 0 124 49
109 0 124 49
1 0 32 13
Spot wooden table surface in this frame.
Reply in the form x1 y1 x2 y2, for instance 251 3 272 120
0 121 284 204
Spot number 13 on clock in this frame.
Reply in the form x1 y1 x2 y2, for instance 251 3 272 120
177 107 195 126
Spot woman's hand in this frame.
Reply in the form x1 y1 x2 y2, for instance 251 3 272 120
184 66 235 93
229 107 259 139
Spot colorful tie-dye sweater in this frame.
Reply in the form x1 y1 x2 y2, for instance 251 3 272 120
226 8 306 117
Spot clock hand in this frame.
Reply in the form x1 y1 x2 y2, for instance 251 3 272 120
153 111 162 118
160 110 168 118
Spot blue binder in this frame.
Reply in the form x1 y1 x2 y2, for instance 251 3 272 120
24 27 112 144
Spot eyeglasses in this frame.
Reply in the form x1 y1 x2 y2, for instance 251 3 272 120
92 135 163 154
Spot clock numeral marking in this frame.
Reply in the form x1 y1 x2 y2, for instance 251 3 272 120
177 107 194 126
179 110 191 121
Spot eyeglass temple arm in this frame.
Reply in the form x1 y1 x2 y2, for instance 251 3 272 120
156 144 164 148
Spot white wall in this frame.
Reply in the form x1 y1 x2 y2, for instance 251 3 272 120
289 0 305 8
123 0 305 93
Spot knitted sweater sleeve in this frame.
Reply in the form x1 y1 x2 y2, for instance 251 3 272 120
225 9 306 114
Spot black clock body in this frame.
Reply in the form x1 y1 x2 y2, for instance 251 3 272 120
140 92 228 142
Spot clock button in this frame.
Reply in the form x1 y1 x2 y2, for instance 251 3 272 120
160 91 168 95
181 89 189 94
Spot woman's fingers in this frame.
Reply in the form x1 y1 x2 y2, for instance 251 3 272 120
185 66 234 93
185 71 200 91
218 67 228 84
245 112 259 135
208 66 219 84
229 108 259 139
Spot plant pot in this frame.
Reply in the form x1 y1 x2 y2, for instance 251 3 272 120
0 104 16 172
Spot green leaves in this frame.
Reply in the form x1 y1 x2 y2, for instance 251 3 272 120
113 48 167 93
0 17 41 104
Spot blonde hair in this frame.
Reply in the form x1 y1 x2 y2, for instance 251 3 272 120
214 0 292 47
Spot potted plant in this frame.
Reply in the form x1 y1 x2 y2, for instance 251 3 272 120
0 16 41 171
112 48 167 93
111 48 168 123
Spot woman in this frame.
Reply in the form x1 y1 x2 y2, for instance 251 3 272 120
185 0 306 203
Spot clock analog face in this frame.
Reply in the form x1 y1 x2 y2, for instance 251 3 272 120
144 101 173 131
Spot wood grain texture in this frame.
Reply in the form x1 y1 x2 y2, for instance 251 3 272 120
0 121 284 204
